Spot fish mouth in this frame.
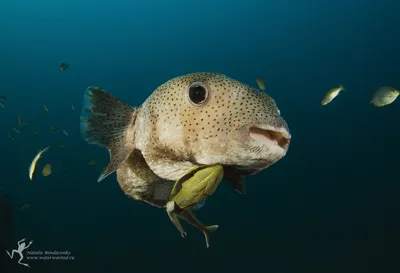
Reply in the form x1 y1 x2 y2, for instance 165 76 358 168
249 126 291 150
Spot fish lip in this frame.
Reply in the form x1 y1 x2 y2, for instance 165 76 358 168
248 125 291 151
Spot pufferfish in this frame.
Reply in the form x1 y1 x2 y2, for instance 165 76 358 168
80 72 291 247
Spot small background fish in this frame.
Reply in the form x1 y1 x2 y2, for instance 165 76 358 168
20 204 31 210
88 160 96 165
370 86 399 107
256 78 266 91
321 84 345 105
42 164 52 176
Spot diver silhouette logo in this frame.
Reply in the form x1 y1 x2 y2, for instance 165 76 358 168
5 238 33 267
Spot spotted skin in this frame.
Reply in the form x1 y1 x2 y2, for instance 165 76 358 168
135 73 289 182
81 72 290 206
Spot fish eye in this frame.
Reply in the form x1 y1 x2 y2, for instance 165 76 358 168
187 82 209 106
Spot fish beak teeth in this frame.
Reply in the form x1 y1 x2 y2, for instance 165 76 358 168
249 126 291 150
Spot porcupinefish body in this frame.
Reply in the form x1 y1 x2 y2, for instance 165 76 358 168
80 72 291 207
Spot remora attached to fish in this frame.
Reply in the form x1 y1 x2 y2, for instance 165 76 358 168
166 164 223 247
80 72 291 245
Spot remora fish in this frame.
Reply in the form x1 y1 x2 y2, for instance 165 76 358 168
80 72 291 242
166 165 223 248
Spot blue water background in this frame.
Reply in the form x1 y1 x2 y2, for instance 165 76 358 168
0 1 399 272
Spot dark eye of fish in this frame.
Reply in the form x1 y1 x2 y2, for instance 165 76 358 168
188 82 208 105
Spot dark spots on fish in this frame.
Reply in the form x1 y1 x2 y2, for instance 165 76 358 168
144 72 283 147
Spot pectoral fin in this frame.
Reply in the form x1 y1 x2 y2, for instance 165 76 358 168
224 166 246 194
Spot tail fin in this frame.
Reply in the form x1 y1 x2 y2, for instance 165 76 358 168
204 225 219 248
339 84 345 91
80 86 137 182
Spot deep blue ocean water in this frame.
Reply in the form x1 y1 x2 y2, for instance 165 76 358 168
0 1 399 272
